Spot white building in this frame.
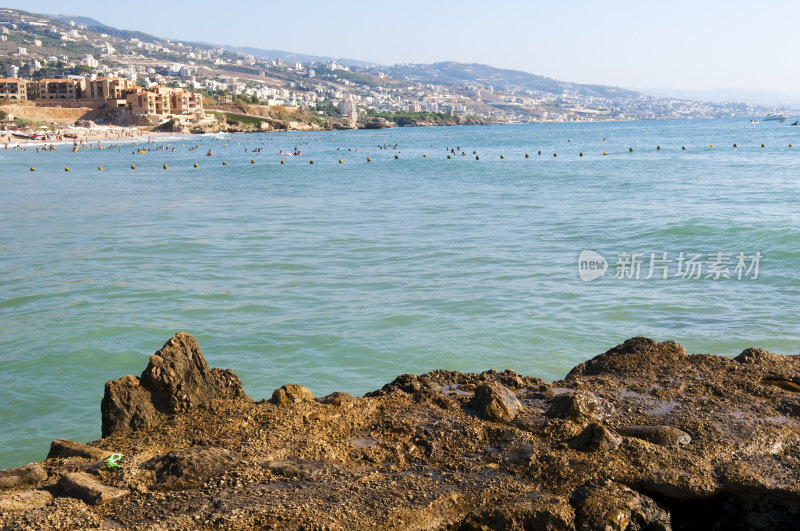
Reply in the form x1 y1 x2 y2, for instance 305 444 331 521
339 98 358 122
83 54 99 68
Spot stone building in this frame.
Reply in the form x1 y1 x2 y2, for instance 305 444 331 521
83 77 137 102
0 78 27 100
123 86 204 118
32 78 85 99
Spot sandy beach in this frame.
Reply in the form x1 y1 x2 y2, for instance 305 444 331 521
0 127 183 150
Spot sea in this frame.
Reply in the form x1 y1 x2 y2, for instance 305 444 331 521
1 118 799 469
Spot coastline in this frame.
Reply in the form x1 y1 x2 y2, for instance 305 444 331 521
1 333 797 529
0 128 183 149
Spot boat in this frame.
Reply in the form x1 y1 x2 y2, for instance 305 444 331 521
12 131 31 140
764 113 787 122
63 133 78 139
749 119 759 124
791 121 799 126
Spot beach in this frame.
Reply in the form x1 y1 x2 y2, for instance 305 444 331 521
0 127 181 150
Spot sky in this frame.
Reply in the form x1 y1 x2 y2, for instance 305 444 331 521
5 0 800 96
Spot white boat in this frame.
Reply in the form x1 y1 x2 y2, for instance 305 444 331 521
764 113 787 122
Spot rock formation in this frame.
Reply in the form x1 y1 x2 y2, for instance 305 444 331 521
100 332 246 436
1 334 798 530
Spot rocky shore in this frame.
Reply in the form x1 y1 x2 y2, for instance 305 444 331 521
1 333 798 530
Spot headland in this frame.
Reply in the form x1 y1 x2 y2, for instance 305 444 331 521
1 333 798 529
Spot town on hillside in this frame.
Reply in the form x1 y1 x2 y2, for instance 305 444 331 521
0 8 782 130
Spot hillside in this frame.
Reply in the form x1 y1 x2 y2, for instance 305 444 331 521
384 61 640 100
51 14 163 44
0 8 777 123
226 46 376 70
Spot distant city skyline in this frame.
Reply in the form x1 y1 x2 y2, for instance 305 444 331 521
4 0 800 100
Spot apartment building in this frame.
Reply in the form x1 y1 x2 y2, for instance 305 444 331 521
124 85 172 115
32 78 85 99
169 88 203 116
339 98 358 122
0 77 27 100
123 85 204 117
4 72 204 119
83 77 136 102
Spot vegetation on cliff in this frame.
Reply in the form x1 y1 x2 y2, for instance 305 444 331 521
361 109 484 127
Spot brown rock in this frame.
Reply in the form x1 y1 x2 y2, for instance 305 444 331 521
272 384 314 405
0 463 47 489
568 423 623 452
760 377 800 393
566 337 687 379
471 382 522 422
735 347 777 364
101 332 247 436
571 480 671 531
101 374 160 436
0 489 53 512
617 425 691 448
318 391 355 406
546 390 614 423
6 334 798 530
146 446 239 490
457 497 575 530
47 439 111 460
56 472 129 505
140 332 245 413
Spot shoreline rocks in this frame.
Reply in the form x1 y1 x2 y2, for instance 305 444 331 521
100 332 247 436
1 333 798 530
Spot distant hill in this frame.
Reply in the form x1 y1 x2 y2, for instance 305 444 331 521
640 87 800 109
51 14 163 44
0 7 774 119
48 15 376 70
45 14 643 101
385 62 642 99
50 14 104 28
226 46 377 69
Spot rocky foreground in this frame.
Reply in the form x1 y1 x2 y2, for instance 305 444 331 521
1 333 798 530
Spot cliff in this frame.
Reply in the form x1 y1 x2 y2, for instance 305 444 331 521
0 334 798 530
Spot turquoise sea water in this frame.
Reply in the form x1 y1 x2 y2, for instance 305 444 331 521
1 119 799 468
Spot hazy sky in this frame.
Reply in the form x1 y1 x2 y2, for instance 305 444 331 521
5 0 800 93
